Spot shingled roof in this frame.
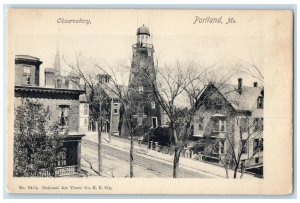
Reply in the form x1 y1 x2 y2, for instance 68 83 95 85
214 82 263 111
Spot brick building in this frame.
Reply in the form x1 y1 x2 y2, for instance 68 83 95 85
127 25 163 136
14 55 85 177
193 78 264 176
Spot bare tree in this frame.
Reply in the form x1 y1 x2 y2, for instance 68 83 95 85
63 55 111 176
142 60 218 178
95 64 147 178
235 58 264 84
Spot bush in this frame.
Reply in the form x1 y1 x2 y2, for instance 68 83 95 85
14 99 62 177
143 127 174 146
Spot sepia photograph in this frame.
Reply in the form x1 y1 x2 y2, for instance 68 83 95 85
5 8 293 194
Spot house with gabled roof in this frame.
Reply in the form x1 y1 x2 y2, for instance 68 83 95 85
86 73 126 135
192 78 263 176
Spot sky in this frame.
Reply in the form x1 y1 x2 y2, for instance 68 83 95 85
9 9 269 87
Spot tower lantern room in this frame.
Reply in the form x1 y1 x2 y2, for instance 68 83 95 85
136 24 152 48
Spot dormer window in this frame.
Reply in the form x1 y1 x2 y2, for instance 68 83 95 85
257 96 264 109
139 86 144 94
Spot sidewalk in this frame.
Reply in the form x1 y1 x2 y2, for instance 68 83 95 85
83 131 256 179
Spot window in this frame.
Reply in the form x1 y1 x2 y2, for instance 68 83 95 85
152 117 158 128
255 157 259 164
241 140 248 154
253 139 259 152
213 117 226 132
257 96 264 109
240 118 249 133
24 66 30 74
84 105 88 115
137 117 143 126
199 117 204 131
57 79 62 88
23 66 31 85
213 98 222 110
254 118 263 132
241 160 246 167
57 150 66 166
220 120 226 131
65 80 69 88
59 106 69 127
84 118 88 126
151 102 155 109
212 144 219 154
219 140 225 154
113 103 119 114
139 86 144 94
253 138 263 153
164 111 170 126
101 75 110 83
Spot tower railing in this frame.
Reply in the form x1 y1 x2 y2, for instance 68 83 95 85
132 43 153 49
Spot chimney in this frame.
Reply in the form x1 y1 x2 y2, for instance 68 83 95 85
238 78 242 94
253 82 258 87
44 68 55 88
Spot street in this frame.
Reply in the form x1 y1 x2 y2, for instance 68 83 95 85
81 138 212 178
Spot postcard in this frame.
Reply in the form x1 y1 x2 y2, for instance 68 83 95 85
6 8 293 195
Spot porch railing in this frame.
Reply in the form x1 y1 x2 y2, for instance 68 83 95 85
38 165 78 177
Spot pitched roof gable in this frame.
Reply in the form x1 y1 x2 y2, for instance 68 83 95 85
198 82 263 111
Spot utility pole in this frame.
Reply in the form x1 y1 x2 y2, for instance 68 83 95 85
98 95 103 176
109 97 113 143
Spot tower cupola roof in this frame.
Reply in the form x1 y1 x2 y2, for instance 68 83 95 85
136 25 150 36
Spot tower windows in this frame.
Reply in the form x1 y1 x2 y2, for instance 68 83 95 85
151 102 155 109
152 117 158 128
137 116 143 126
139 86 144 94
220 140 225 154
